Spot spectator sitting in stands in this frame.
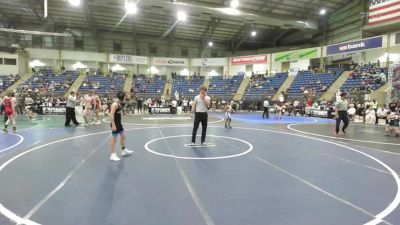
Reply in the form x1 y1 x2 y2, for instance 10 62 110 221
348 104 356 121
380 70 387 83
365 105 376 124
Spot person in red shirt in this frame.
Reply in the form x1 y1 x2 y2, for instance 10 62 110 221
3 92 17 133
306 97 313 107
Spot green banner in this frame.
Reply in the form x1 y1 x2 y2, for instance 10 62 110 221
274 48 318 62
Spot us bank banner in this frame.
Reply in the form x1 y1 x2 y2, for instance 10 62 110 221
152 57 188 67
326 36 383 56
109 54 148 65
191 58 227 67
274 48 318 62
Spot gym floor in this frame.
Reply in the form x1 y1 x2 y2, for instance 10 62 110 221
0 112 399 225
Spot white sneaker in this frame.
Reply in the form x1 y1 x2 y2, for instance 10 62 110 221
121 149 133 156
95 120 101 125
110 153 120 161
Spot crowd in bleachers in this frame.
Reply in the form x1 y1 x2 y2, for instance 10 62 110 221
171 76 204 100
243 72 288 100
1 62 398 137
0 74 20 92
342 64 388 99
287 70 341 100
208 74 243 101
79 72 126 94
131 74 166 99
21 70 78 94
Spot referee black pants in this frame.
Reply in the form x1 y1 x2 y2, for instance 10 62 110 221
335 111 349 133
65 107 79 126
263 107 269 119
192 112 208 143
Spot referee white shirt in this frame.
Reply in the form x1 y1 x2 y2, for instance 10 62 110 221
193 95 210 112
66 94 77 108
263 100 269 108
335 99 348 111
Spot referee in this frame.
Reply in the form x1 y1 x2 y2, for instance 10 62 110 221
335 92 349 135
191 85 211 145
65 91 80 127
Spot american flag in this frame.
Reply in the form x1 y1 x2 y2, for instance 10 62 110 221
368 0 400 25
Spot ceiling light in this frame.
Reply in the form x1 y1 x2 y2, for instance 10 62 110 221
230 0 239 9
319 9 326 15
208 41 213 47
177 11 187 21
68 0 80 7
216 8 241 16
44 0 47 18
251 31 257 37
126 2 137 14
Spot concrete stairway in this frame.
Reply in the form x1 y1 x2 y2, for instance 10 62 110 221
124 74 133 94
202 78 210 89
65 71 86 97
163 79 173 100
272 75 295 101
371 82 389 105
319 71 350 101
233 76 250 101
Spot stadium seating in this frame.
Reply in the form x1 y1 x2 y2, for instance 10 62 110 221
22 70 78 94
340 65 387 93
0 75 19 92
243 72 288 100
207 74 243 101
132 74 166 99
286 71 341 100
171 76 204 100
79 72 125 95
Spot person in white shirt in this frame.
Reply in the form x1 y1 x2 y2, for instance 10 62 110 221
262 98 269 119
224 101 233 128
335 92 349 135
377 105 388 125
380 71 386 83
275 104 282 119
171 99 177 114
347 103 356 121
191 85 211 145
279 92 284 103
65 91 80 126
24 95 35 119
182 98 188 113
365 105 376 124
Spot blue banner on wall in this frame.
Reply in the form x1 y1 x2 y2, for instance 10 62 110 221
326 36 383 55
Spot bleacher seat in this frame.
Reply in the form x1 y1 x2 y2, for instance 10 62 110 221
132 74 166 99
287 70 341 100
243 72 288 100
22 70 78 94
172 76 204 100
79 72 125 95
207 74 243 101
